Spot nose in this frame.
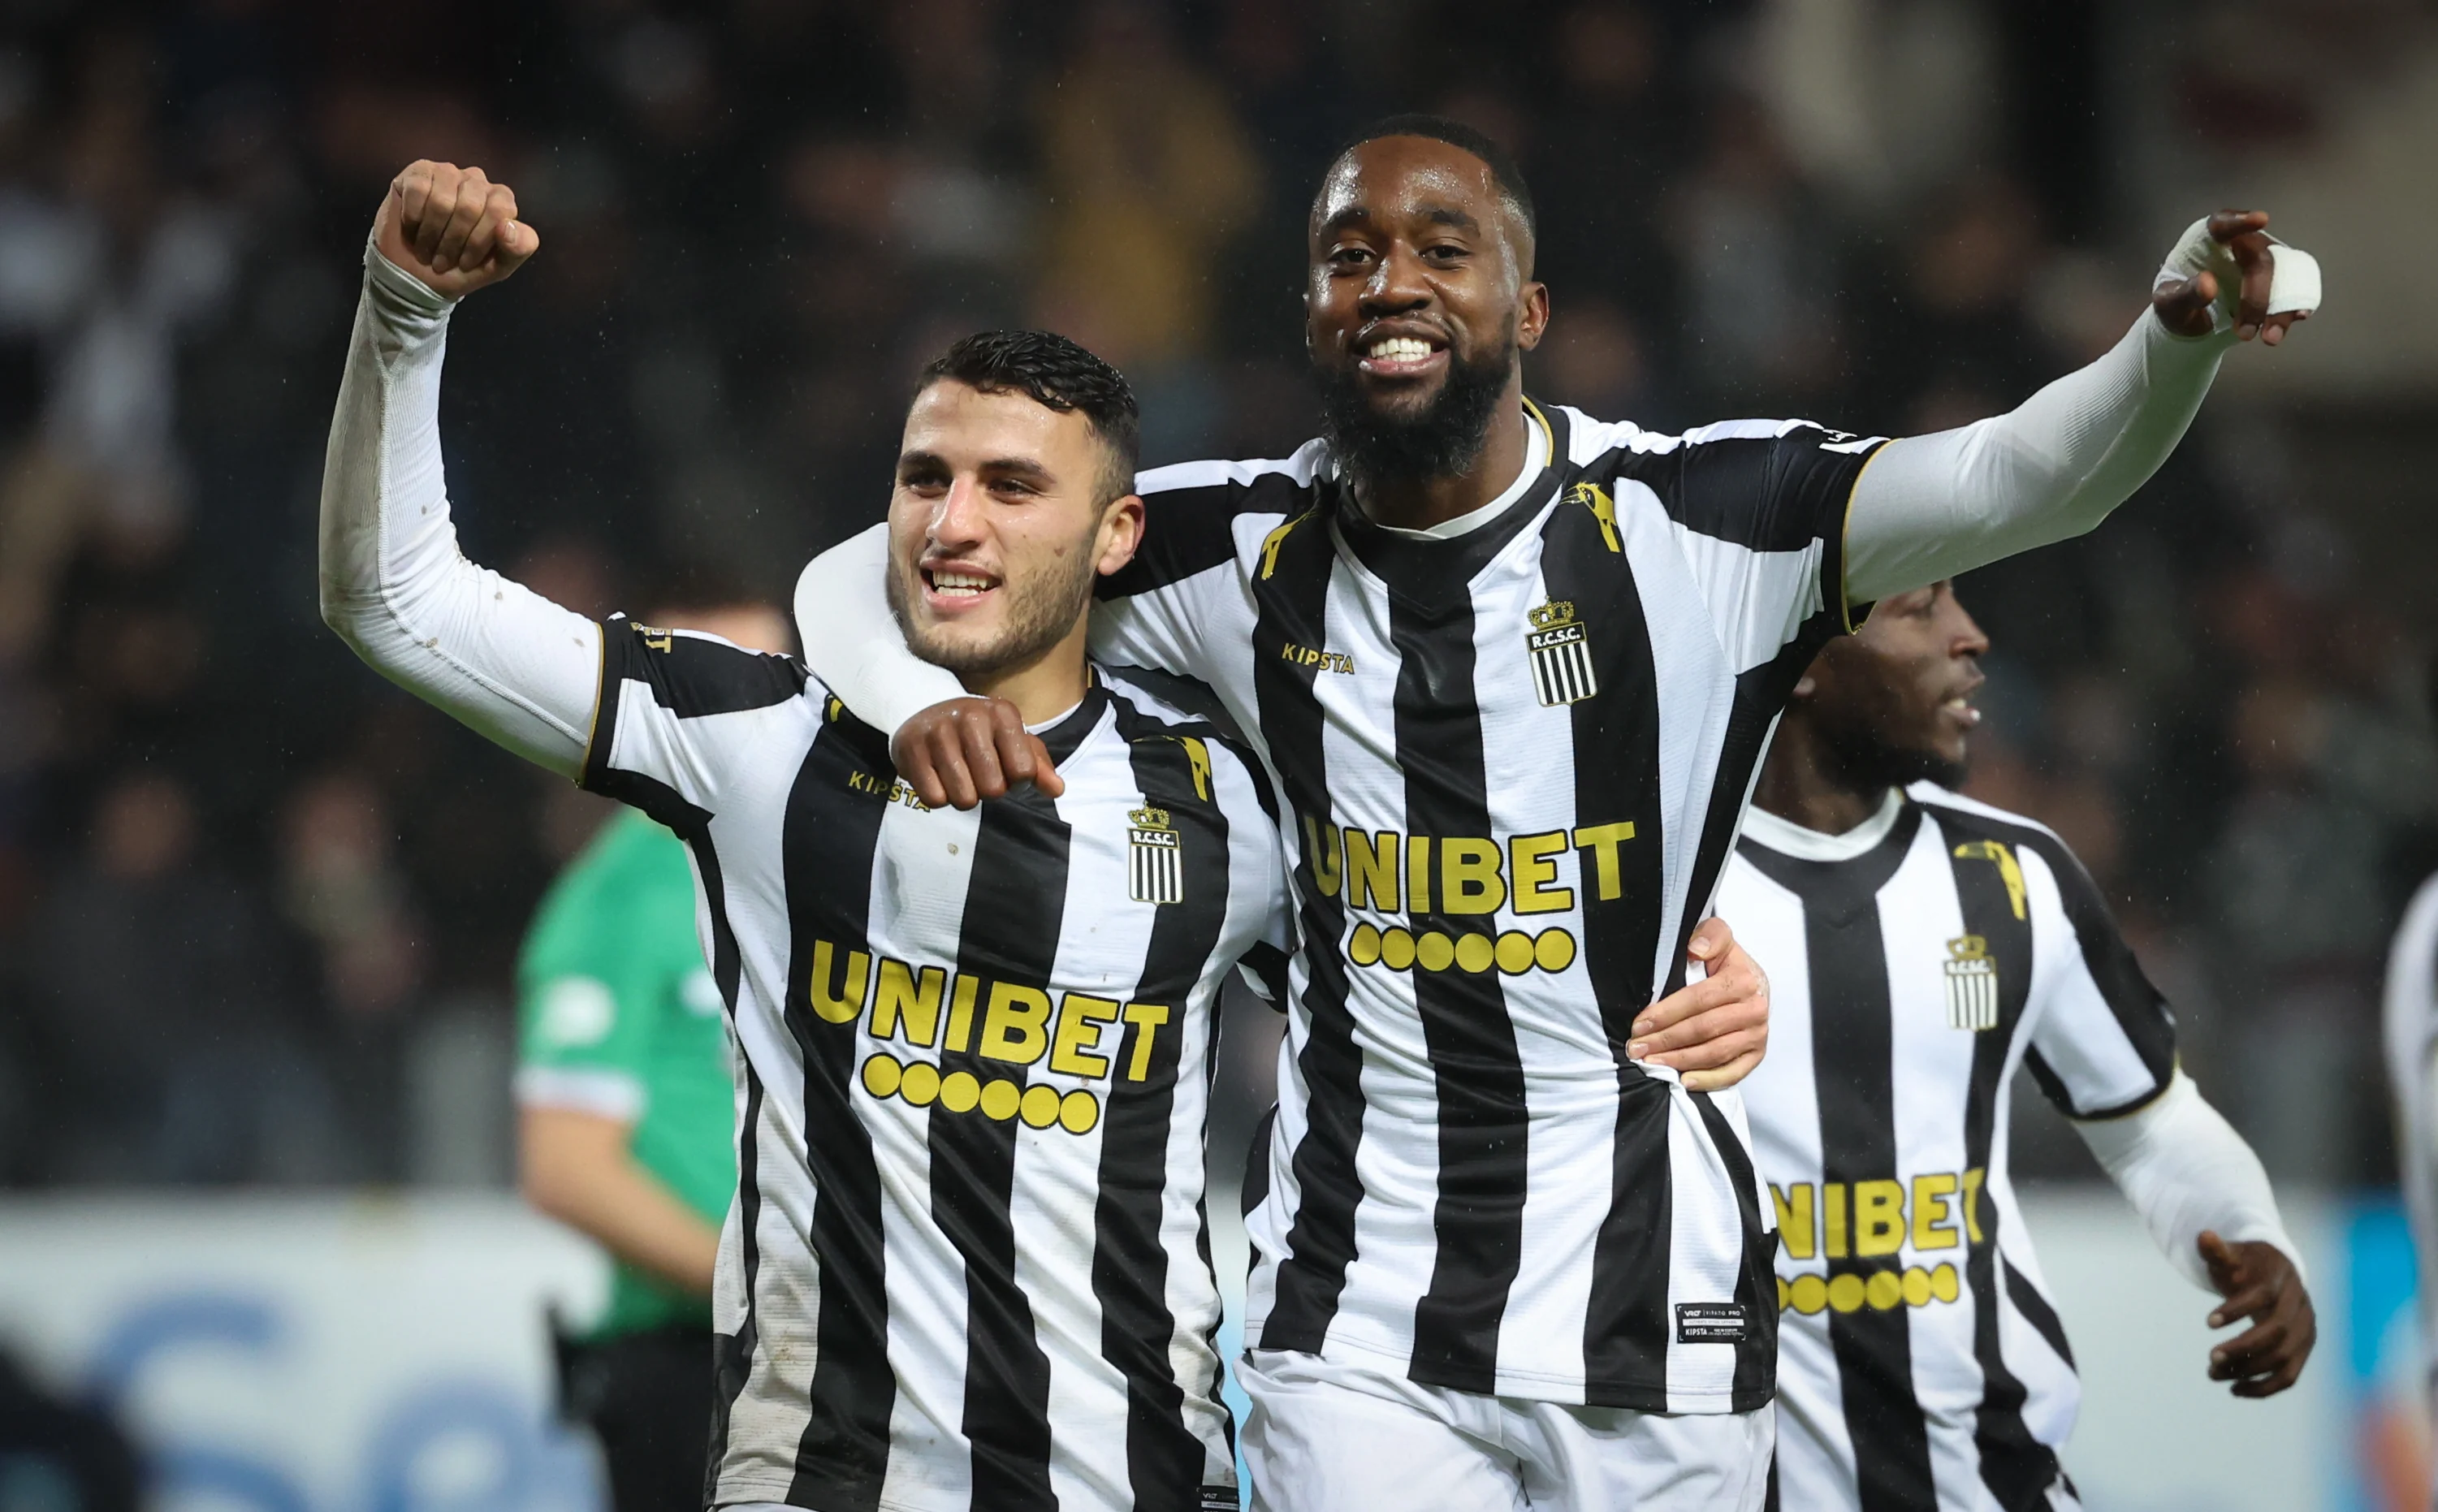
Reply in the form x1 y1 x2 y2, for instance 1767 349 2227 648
1952 606 1991 659
931 473 989 549
1359 243 1433 318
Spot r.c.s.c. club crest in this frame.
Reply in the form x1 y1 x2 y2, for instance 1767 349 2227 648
1527 600 1598 707
1943 934 1999 1030
1128 806 1183 905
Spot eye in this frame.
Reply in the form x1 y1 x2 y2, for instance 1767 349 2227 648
1328 244 1375 270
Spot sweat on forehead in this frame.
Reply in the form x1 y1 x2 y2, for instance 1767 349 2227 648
1312 121 1537 248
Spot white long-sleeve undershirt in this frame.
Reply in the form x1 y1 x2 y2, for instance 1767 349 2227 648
792 308 2241 741
319 247 601 779
2073 1070 2305 1290
1841 309 2226 604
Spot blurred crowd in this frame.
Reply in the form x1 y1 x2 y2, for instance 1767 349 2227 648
0 0 2428 1189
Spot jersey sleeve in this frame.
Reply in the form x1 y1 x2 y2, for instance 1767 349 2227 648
1089 452 1318 681
516 864 656 1121
2020 837 2179 1119
582 618 809 825
1604 419 1887 672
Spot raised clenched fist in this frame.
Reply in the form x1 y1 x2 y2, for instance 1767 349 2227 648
374 160 539 300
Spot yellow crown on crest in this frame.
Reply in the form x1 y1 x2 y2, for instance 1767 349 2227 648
1528 601 1578 629
1130 806 1174 832
1947 934 1989 961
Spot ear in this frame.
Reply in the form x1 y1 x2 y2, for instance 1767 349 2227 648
1094 494 1145 577
1516 280 1550 352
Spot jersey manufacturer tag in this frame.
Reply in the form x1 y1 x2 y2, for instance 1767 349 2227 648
1200 1488 1240 1511
1675 1302 1749 1344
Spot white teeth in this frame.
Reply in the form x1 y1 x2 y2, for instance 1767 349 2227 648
930 571 992 595
1367 336 1434 361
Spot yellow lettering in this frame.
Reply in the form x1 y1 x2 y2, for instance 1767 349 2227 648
944 974 980 1054
979 983 1054 1065
1303 813 1342 897
1407 835 1433 913
1049 993 1121 1078
870 958 945 1047
1509 831 1574 915
1854 1179 1906 1256
1772 1182 1816 1261
1122 1002 1171 1081
1912 1172 1960 1251
809 941 869 1024
1572 822 1637 901
1824 1182 1848 1259
1963 1167 1986 1243
1442 838 1506 915
1343 829 1401 912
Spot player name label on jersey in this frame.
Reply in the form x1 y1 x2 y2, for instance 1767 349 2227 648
1525 599 1597 706
1944 934 1999 1031
1129 806 1184 905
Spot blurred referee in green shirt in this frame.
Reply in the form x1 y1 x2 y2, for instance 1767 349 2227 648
516 587 791 1512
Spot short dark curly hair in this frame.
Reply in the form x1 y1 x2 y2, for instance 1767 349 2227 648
1325 114 1537 257
918 330 1141 506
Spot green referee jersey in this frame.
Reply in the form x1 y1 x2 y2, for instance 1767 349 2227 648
517 809 736 1340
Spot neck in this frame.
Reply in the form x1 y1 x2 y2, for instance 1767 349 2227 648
959 620 1092 724
1751 717 1894 836
1352 375 1532 531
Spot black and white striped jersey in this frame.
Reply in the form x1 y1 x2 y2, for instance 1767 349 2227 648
1090 400 1886 1411
1721 784 2177 1510
579 620 1287 1512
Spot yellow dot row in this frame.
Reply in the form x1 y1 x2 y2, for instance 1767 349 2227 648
860 1054 1101 1135
1777 1263 1962 1316
1346 923 1578 974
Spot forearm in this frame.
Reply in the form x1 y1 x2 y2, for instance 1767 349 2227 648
792 521 961 732
1844 310 2227 603
520 1112 720 1295
319 246 601 777
2074 1071 2302 1290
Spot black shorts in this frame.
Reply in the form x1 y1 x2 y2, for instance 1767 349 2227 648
558 1324 714 1512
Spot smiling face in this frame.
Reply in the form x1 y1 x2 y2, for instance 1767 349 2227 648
1796 581 1991 788
1305 135 1548 484
883 379 1143 680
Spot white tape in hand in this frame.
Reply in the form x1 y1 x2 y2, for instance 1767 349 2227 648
2154 216 2323 333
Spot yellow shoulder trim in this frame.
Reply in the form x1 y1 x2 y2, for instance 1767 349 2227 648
1838 442 1891 636
1522 395 1557 464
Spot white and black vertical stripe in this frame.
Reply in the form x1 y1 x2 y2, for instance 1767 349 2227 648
1099 715 1238 1497
1741 813 1939 1506
1935 809 2059 1506
781 713 897 1510
1251 505 1369 1353
929 702 1099 1510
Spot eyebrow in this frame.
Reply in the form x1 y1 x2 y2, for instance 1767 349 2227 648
1316 201 1482 241
895 450 1060 489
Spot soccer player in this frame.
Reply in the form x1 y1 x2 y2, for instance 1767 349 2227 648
2382 674 2438 1510
1720 578 2313 1508
319 158 1758 1512
793 117 2319 1506
517 590 789 1512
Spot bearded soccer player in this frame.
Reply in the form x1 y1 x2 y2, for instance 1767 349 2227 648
794 115 2320 1507
322 158 1764 1512
1719 580 2312 1509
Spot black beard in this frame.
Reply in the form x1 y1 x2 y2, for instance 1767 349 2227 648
884 537 1097 680
1818 724 1969 795
1316 331 1516 495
